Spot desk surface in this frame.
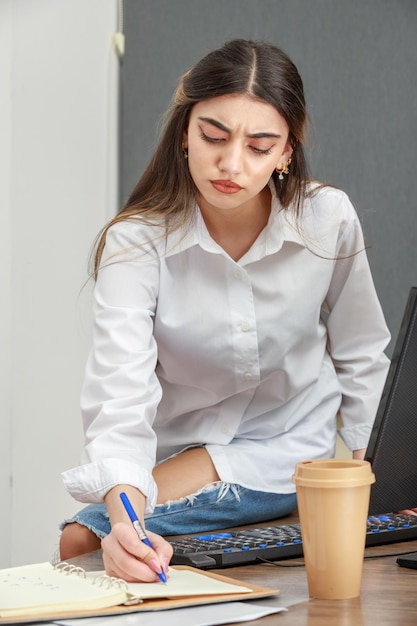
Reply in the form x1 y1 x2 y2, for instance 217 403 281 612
71 514 417 626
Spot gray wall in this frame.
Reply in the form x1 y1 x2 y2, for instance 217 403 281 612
121 0 417 355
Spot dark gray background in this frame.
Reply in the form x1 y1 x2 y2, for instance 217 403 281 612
121 0 417 355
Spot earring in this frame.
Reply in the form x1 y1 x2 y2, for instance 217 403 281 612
182 142 188 160
276 157 292 180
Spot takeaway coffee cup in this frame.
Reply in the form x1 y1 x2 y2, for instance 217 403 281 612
292 459 375 599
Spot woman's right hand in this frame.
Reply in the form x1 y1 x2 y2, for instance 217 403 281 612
101 521 172 582
102 484 173 582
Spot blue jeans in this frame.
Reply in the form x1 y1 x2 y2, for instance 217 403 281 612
61 482 297 538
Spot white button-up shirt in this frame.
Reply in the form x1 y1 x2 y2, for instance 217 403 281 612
62 185 390 514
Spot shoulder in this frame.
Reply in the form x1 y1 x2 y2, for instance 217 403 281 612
296 184 361 238
306 183 357 222
100 217 168 266
106 216 167 242
100 212 199 266
286 184 364 255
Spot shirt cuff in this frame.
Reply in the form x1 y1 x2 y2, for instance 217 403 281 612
338 423 372 452
61 458 158 515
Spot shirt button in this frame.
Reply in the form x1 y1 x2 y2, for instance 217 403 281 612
244 372 252 379
233 270 242 280
240 322 250 332
221 424 229 434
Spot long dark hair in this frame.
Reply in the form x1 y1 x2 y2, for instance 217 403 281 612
93 39 310 276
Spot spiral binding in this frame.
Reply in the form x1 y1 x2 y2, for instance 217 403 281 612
94 574 128 590
54 562 140 604
55 562 86 578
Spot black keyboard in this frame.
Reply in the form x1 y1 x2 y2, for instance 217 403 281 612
169 513 417 569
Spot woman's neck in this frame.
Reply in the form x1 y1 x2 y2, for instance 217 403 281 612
199 187 272 261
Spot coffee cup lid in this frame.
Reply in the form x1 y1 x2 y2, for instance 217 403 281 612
292 459 375 488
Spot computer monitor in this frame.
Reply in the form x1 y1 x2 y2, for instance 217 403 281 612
366 286 417 515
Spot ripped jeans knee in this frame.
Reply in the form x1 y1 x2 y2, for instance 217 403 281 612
60 482 297 539
162 481 240 508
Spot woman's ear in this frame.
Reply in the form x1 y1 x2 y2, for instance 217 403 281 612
182 132 189 159
276 142 293 170
275 142 294 179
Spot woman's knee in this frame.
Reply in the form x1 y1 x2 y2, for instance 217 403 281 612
59 522 102 560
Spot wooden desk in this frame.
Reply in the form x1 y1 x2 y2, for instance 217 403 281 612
71 517 417 626
222 541 417 625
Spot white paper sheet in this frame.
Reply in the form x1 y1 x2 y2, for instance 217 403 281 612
53 601 287 626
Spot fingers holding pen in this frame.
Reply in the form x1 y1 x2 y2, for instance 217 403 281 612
119 491 171 583
144 528 173 575
101 487 172 583
102 522 172 582
102 522 155 582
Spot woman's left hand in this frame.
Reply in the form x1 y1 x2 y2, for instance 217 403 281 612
399 508 417 516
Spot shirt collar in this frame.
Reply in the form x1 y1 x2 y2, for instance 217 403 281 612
164 180 306 259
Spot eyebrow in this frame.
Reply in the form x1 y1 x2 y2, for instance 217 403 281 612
198 116 281 139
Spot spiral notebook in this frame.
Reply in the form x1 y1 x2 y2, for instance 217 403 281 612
0 561 278 623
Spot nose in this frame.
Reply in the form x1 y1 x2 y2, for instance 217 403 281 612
217 140 243 176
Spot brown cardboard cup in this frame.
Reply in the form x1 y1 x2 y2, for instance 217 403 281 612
292 459 375 599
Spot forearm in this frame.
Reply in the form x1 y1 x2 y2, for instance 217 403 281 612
352 448 366 461
104 484 147 526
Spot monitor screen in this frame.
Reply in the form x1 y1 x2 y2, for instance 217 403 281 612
366 286 417 515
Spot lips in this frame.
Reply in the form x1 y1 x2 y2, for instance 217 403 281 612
210 180 242 194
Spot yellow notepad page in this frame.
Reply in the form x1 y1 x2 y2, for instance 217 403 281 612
87 566 251 599
0 562 129 618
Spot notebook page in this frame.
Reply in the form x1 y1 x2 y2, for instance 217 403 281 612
0 562 129 618
87 567 252 599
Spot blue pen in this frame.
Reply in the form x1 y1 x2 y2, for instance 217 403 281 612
119 491 167 583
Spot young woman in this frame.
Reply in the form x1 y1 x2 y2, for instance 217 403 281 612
60 39 390 583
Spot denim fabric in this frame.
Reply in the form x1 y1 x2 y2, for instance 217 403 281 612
60 482 297 538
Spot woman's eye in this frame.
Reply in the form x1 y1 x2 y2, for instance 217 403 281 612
250 146 273 155
200 131 224 143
